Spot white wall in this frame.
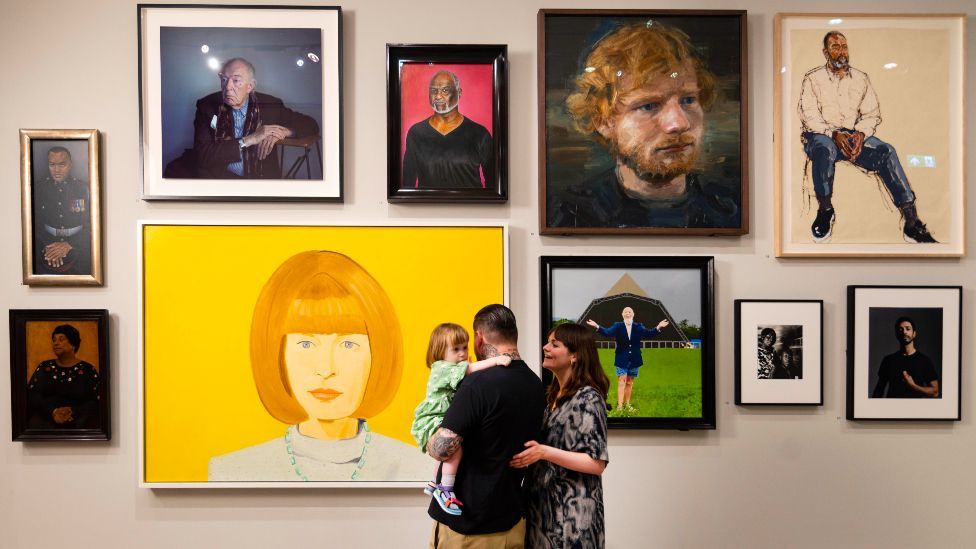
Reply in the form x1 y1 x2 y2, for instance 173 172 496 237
1 1 973 547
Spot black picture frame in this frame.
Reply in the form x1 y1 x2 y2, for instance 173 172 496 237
540 256 715 430
9 309 111 441
538 9 748 235
386 44 508 203
734 299 824 406
846 286 962 421
137 4 343 201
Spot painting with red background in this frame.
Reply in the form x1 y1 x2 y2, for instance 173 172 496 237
399 63 494 187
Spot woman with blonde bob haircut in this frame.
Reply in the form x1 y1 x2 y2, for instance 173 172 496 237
209 250 431 482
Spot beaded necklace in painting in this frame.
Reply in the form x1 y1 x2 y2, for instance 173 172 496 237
284 422 372 481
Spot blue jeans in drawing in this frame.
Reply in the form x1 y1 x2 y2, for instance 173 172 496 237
801 132 915 207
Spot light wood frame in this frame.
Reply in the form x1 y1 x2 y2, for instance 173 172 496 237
774 13 965 257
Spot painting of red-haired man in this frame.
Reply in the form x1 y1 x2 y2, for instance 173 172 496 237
541 11 747 235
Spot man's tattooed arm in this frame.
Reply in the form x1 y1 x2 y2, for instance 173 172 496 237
427 427 463 461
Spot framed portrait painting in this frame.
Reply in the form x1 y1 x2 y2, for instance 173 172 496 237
539 10 748 235
540 256 715 430
9 309 111 441
386 44 508 202
20 129 103 286
140 222 507 487
847 286 961 420
774 14 965 257
734 300 823 406
138 4 342 201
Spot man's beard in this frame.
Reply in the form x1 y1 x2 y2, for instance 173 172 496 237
432 98 459 115
829 55 849 71
612 133 699 181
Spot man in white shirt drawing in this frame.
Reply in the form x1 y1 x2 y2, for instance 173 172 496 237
798 31 936 244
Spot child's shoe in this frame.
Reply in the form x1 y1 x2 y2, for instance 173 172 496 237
433 485 463 516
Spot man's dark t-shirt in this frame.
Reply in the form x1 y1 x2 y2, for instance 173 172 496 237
873 351 939 398
402 117 493 189
428 360 545 535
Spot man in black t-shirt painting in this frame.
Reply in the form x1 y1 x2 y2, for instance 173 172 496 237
427 304 545 547
402 70 493 189
872 316 940 398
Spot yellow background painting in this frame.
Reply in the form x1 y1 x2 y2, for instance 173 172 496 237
143 225 505 482
26 320 100 380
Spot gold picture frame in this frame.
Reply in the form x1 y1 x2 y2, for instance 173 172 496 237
20 129 103 286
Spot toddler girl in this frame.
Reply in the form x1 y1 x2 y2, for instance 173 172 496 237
411 323 510 516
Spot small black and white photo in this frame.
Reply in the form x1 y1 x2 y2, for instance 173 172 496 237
735 300 822 406
867 308 942 399
756 325 803 380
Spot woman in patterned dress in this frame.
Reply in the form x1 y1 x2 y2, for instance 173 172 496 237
512 322 610 548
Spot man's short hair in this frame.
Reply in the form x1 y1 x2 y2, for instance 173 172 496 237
47 146 71 159
473 304 518 344
823 31 846 50
429 70 460 90
52 324 81 351
566 21 717 144
222 57 256 80
895 316 916 331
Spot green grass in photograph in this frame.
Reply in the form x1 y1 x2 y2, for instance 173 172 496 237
600 348 702 418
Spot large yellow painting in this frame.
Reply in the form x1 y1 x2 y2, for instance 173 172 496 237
142 224 506 485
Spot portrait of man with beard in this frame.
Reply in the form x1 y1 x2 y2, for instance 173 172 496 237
545 18 742 231
401 70 493 189
798 31 936 244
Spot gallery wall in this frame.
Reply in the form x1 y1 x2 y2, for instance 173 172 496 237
1 0 974 547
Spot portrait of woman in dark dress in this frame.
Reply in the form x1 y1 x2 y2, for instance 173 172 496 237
27 324 100 429
512 322 610 548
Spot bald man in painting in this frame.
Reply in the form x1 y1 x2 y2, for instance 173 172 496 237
587 307 669 412
401 70 493 189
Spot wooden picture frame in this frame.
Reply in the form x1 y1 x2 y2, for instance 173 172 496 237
847 286 962 420
10 309 111 441
774 14 965 257
20 129 103 286
734 299 824 406
138 4 343 201
540 255 715 430
539 9 748 235
386 44 508 203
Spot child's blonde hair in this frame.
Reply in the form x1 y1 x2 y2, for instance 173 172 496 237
426 323 470 367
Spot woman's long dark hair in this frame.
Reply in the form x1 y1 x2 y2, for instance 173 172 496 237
546 323 610 409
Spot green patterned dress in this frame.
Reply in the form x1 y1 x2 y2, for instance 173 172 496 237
411 360 468 452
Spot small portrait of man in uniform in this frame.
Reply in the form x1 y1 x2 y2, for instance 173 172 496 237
30 142 92 276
